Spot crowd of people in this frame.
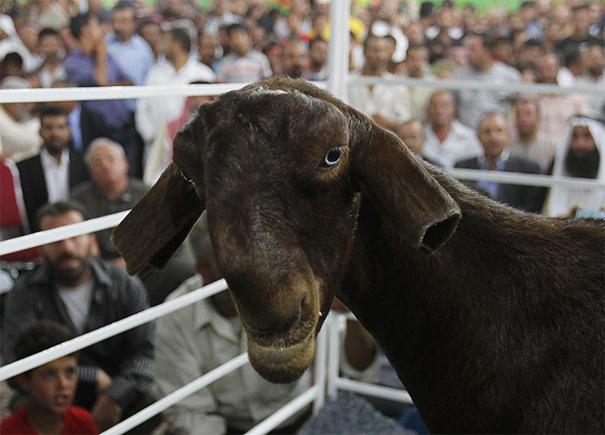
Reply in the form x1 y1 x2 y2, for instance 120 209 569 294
0 0 604 433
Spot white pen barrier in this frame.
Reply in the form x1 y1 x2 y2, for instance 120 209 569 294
1 0 604 432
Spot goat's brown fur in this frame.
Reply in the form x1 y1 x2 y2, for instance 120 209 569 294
113 77 605 433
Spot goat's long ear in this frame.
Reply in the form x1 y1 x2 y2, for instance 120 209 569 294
112 120 205 275
351 121 461 252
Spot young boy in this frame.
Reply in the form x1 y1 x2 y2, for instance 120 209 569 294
0 321 98 434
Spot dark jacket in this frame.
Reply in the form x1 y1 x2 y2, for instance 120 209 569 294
16 148 90 232
454 155 546 213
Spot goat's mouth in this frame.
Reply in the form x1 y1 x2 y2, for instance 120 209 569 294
245 292 322 383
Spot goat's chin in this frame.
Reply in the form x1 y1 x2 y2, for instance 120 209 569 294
247 334 316 384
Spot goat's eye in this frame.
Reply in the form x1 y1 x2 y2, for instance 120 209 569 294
321 147 343 168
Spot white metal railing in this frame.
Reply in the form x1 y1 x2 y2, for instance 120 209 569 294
0 279 228 382
348 75 605 96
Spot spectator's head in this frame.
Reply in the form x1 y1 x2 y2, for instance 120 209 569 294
565 119 601 179
0 51 24 78
518 38 545 71
405 44 429 78
362 34 391 74
198 31 218 67
406 22 426 46
263 40 283 76
396 119 426 154
520 0 537 22
493 35 513 65
84 138 129 195
112 1 137 42
39 105 71 156
138 19 162 57
536 53 560 84
584 42 604 79
571 4 590 37
36 201 95 287
226 23 250 57
17 21 39 54
162 26 191 64
514 98 540 139
14 321 78 418
427 90 456 128
477 112 510 160
281 38 308 79
464 32 493 71
0 76 34 122
563 47 584 77
38 28 65 63
308 37 328 70
69 13 102 45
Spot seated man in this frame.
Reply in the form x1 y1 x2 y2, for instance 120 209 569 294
71 137 196 305
0 321 98 435
153 214 378 434
455 112 546 213
1 201 154 431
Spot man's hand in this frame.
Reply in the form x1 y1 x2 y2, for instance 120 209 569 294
92 394 122 431
96 369 112 395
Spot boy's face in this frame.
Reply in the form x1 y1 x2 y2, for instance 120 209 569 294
18 357 78 415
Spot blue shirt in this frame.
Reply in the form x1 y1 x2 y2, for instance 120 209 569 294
64 49 132 128
477 149 510 199
106 33 153 86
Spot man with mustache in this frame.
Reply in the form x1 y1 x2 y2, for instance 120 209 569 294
1 201 154 432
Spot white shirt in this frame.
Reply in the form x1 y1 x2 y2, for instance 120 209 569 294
422 120 482 168
136 57 215 144
0 107 42 162
40 148 70 203
57 280 94 334
347 72 411 125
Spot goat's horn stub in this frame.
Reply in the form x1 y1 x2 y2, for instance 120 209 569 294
112 162 204 275
353 125 460 252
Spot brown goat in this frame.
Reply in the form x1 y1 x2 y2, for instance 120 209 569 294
113 78 605 433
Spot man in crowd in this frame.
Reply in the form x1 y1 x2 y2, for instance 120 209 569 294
577 42 605 115
348 33 411 132
455 112 545 213
422 90 481 168
509 98 554 173
64 13 144 178
216 23 272 83
534 53 589 148
453 32 520 128
305 37 327 81
33 27 66 88
281 38 308 79
71 138 196 305
1 201 154 431
107 1 154 87
396 119 427 157
17 105 89 232
404 44 433 119
545 115 605 217
136 26 215 183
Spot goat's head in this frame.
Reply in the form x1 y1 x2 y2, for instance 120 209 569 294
113 78 460 383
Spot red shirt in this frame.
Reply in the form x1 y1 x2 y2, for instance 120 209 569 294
0 405 98 434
